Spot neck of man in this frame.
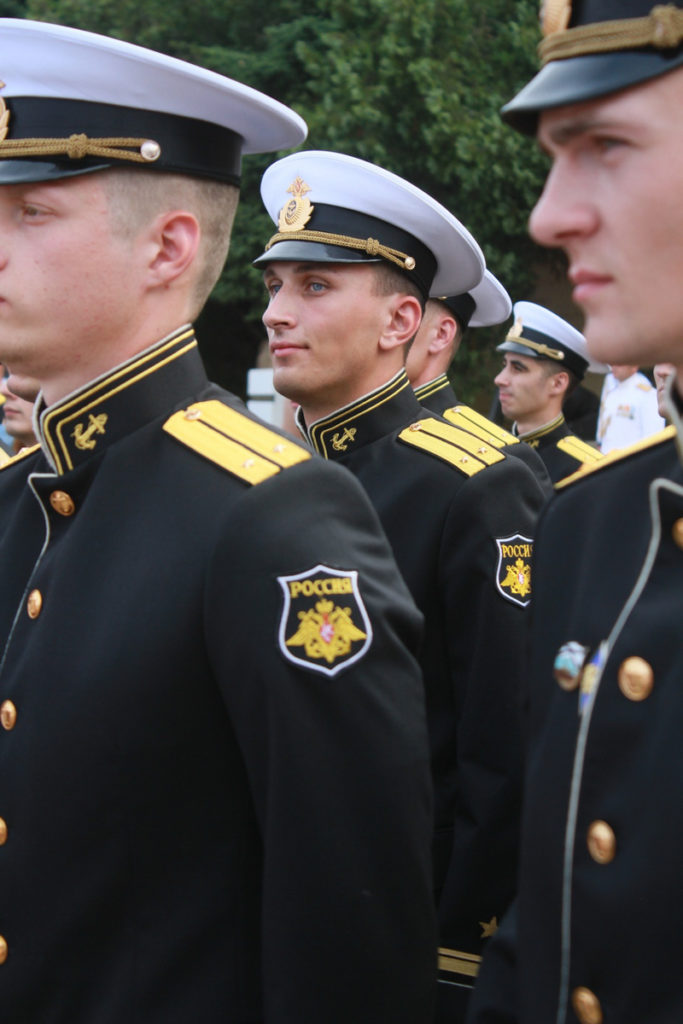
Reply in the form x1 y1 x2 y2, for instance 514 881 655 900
515 401 563 437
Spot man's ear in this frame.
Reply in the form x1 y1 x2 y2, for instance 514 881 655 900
429 313 457 355
549 370 570 397
145 210 201 288
378 294 424 351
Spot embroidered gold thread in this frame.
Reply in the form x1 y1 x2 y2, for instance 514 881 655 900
265 228 417 273
539 4 683 63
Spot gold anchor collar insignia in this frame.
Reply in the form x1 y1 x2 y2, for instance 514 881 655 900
72 413 108 451
278 176 314 232
331 426 357 452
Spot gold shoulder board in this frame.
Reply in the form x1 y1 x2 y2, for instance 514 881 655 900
556 435 603 463
443 405 519 449
556 425 676 490
0 443 40 471
398 418 506 477
164 400 311 485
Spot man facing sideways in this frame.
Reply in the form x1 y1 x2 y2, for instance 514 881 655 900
256 149 548 1023
494 300 605 483
408 275 552 493
0 20 439 1024
597 362 665 452
468 3 683 1023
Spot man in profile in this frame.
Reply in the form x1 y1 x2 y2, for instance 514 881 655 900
0 19 437 1023
468 3 683 1022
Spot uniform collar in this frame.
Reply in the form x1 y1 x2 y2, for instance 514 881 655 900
663 374 683 465
515 412 566 445
37 325 207 475
412 373 451 403
298 370 423 459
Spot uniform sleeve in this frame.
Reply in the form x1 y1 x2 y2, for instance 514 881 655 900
435 456 543 980
466 902 520 1024
204 458 437 1024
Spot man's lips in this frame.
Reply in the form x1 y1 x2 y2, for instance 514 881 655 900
270 340 306 358
569 267 613 303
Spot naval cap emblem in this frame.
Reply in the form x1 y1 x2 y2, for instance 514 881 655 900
278 175 314 232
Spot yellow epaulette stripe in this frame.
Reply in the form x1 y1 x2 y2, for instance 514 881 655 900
0 443 40 471
399 418 505 477
556 424 676 490
443 405 519 448
163 400 311 485
438 946 481 979
556 435 603 463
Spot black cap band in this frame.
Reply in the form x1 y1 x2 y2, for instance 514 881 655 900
0 97 243 184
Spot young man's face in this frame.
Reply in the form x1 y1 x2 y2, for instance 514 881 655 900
0 173 142 402
529 66 683 371
494 352 559 425
262 261 401 421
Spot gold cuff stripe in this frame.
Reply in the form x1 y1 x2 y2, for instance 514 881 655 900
164 400 310 485
265 229 416 272
505 331 565 362
444 405 519 448
438 946 482 979
556 435 603 463
540 5 683 63
0 133 157 164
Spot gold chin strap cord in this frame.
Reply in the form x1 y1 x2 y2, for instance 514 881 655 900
505 332 565 362
264 228 417 272
540 4 683 63
0 132 161 163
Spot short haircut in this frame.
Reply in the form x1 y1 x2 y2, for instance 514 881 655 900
102 168 239 317
538 358 580 397
371 261 426 309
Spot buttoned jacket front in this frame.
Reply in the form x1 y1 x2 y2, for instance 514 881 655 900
0 329 437 1024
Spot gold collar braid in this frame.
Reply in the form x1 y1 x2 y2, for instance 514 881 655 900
540 4 683 64
264 229 416 272
0 133 161 163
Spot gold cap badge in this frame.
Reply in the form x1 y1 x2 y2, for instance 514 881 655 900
540 0 572 36
277 176 314 232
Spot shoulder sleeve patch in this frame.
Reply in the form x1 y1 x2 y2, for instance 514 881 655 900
443 405 519 448
496 534 533 607
0 443 40 471
556 424 676 490
556 435 603 464
398 418 506 476
163 400 311 485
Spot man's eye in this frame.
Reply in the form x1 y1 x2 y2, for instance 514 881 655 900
309 281 326 293
267 283 281 296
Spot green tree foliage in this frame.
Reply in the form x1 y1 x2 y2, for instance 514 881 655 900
25 0 550 402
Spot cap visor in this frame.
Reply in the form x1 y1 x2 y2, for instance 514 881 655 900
502 49 683 134
253 239 383 267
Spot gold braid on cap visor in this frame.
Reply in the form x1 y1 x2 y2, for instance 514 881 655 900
0 132 161 163
539 4 683 64
264 229 417 272
505 330 565 361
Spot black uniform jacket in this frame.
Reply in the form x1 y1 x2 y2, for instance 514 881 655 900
468 410 683 1024
297 371 547 1020
515 413 602 485
0 328 438 1024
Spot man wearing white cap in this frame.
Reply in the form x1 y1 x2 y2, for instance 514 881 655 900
0 20 439 1023
256 149 548 1023
408 274 553 493
494 301 604 483
468 3 683 1023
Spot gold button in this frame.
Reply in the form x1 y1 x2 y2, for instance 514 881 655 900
587 820 616 864
0 935 7 964
49 490 75 516
27 589 42 619
673 518 683 550
618 656 654 702
572 987 602 1024
0 818 7 845
0 700 16 731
